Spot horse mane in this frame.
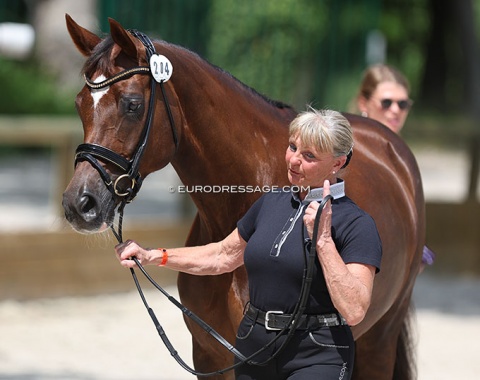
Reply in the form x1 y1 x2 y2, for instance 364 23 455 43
81 35 294 111
205 59 293 110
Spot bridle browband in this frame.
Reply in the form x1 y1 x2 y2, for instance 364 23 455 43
75 30 178 203
76 29 331 377
84 66 150 89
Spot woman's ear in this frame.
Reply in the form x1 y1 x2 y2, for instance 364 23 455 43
357 96 368 114
334 156 347 172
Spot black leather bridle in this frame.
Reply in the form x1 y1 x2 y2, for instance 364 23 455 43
76 29 332 377
75 29 178 204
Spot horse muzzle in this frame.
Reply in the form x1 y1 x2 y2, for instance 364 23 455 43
62 164 116 233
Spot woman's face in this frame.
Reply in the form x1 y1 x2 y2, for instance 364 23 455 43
285 135 345 195
359 81 411 134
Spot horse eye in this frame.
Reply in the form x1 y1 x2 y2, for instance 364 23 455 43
128 101 142 112
120 96 143 116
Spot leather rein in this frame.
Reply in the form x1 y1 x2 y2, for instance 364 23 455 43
77 29 331 376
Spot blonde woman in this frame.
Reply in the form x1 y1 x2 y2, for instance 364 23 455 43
115 108 382 380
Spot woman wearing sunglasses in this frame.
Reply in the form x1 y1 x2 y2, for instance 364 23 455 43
356 64 412 134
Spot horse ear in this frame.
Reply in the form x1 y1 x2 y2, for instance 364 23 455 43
108 18 139 60
65 14 101 57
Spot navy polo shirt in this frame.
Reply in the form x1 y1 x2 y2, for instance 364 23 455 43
237 184 382 315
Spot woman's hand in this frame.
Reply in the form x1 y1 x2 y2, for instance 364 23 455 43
303 180 333 244
304 180 376 325
115 239 160 268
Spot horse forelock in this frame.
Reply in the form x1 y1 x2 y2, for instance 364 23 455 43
82 35 115 77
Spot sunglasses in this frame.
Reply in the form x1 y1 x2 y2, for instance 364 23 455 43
377 98 413 111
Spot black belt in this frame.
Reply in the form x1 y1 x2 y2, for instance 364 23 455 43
245 304 347 331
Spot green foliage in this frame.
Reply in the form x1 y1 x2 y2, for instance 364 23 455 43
206 0 325 107
99 0 211 53
205 0 380 110
9 0 474 117
0 0 382 115
0 58 76 114
378 0 430 99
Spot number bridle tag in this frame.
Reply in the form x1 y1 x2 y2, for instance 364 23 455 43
149 54 173 83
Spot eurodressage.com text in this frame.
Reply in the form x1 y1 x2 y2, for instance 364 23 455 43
169 185 311 194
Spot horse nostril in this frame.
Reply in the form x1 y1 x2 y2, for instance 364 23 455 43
78 192 99 221
79 194 94 213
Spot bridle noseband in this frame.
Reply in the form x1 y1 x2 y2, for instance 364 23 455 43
75 30 178 204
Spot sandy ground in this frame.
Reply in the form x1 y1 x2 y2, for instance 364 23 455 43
0 148 479 379
0 273 479 380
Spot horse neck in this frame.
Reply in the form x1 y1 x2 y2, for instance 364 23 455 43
163 48 295 234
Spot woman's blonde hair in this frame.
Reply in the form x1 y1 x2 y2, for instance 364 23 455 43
289 108 354 160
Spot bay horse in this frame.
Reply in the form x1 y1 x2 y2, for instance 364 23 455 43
62 15 425 380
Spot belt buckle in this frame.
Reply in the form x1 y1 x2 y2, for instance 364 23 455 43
265 310 284 331
321 314 340 326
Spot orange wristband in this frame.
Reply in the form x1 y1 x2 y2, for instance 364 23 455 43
158 248 168 266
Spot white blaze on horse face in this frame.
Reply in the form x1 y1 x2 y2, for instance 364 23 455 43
91 75 110 109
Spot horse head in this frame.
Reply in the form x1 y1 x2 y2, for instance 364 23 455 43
62 15 180 233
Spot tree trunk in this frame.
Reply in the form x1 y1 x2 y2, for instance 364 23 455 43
452 0 480 120
419 0 453 110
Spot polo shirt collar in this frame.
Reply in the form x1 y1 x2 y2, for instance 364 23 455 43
292 179 345 204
